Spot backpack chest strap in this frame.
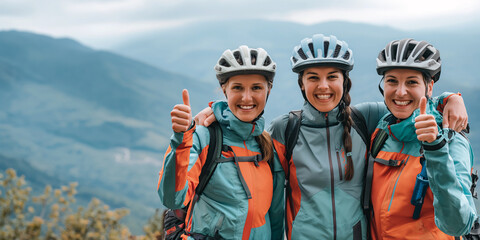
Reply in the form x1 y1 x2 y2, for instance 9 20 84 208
374 158 405 167
216 154 262 164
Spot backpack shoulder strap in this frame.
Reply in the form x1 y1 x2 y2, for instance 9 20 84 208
285 110 302 162
350 106 369 147
284 110 301 237
195 121 222 197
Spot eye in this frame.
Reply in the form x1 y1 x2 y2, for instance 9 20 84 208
306 75 319 81
327 74 339 80
407 80 419 85
252 85 263 90
385 78 397 84
232 85 243 90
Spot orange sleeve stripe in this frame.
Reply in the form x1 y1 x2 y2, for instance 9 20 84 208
272 138 301 237
272 138 287 171
184 145 209 232
174 130 195 192
157 145 173 190
183 146 209 206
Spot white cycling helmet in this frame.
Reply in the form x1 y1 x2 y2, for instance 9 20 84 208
376 38 441 82
214 45 276 85
290 34 354 73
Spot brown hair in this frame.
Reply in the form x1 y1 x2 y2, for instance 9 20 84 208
256 131 274 162
297 70 355 180
339 73 354 180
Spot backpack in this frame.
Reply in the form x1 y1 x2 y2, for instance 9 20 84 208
283 107 370 237
163 122 223 240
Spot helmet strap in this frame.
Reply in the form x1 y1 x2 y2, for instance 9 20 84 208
378 77 384 96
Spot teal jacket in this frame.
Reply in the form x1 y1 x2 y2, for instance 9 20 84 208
157 101 284 240
370 99 477 239
269 101 388 240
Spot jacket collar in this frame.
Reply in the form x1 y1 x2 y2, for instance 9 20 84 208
301 101 341 128
212 101 264 141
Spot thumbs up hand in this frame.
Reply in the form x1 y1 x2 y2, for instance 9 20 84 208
171 89 193 133
414 96 439 143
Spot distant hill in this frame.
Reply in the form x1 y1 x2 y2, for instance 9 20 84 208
0 30 215 233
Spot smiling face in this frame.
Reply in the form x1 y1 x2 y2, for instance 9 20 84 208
300 66 344 112
383 68 434 119
222 74 270 122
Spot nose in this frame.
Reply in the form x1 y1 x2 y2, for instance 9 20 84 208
242 89 253 101
317 79 328 90
396 83 407 96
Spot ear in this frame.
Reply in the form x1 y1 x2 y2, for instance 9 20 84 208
427 81 434 97
221 85 228 99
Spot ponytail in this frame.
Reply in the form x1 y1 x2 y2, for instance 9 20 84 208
339 73 354 181
256 131 273 162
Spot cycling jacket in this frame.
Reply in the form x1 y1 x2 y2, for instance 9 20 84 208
157 101 284 240
370 98 477 240
269 101 387 240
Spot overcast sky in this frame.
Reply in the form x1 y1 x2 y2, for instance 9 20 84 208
1 0 479 49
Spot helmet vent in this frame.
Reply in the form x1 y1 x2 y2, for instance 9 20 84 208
333 44 341 58
323 41 329 57
308 43 314 56
297 49 307 60
292 57 298 63
379 50 386 62
403 44 416 61
420 48 433 61
391 44 398 61
263 56 272 66
250 50 258 65
219 58 230 67
343 51 350 60
233 51 243 65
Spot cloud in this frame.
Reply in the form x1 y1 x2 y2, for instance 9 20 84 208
0 0 479 48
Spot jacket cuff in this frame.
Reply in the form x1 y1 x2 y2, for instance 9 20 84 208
171 122 196 146
422 130 448 151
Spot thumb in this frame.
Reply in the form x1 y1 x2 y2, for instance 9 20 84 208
419 96 427 115
182 89 190 107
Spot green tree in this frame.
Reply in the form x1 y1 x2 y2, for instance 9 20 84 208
0 168 164 240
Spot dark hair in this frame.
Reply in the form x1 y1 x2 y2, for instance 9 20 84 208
338 73 354 180
256 131 273 162
297 70 355 180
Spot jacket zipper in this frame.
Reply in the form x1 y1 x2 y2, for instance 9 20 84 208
336 150 343 181
387 141 408 212
326 113 337 240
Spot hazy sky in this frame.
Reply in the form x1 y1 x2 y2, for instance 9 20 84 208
1 0 479 49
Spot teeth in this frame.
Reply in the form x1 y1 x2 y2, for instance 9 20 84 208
394 100 410 106
239 105 254 109
316 94 331 99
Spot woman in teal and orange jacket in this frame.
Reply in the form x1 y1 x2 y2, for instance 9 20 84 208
157 45 284 240
369 38 477 239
